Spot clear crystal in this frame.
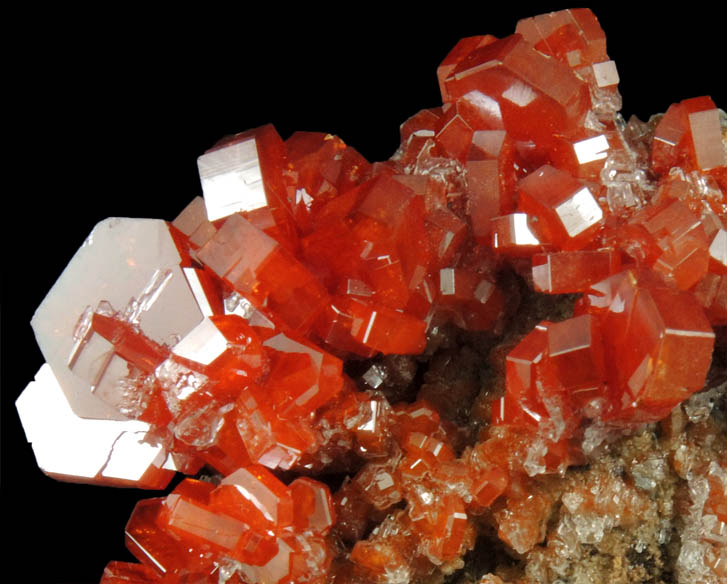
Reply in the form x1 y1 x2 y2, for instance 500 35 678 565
631 456 667 491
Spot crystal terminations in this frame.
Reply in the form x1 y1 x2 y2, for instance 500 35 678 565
15 8 727 584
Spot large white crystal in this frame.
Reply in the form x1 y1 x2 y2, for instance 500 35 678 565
31 218 205 420
16 364 171 487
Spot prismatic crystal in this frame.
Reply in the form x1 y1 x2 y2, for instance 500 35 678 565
15 8 727 584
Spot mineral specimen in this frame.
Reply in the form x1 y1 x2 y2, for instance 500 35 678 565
11 7 727 584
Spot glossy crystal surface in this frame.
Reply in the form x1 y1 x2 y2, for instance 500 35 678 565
14 7 727 584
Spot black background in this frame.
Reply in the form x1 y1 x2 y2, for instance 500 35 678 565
3 4 726 583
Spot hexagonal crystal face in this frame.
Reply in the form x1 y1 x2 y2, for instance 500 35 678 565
16 364 172 487
31 218 205 420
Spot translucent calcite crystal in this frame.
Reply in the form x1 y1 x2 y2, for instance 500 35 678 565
14 6 727 584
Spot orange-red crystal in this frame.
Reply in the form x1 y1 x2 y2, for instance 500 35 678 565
20 7 726 584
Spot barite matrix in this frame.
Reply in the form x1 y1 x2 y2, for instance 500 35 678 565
15 7 727 584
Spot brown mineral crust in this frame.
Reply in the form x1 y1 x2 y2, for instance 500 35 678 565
449 387 727 584
419 345 483 427
410 344 727 584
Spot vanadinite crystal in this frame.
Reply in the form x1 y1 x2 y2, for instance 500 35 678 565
12 8 727 584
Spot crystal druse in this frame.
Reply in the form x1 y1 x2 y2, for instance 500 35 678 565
15 7 727 584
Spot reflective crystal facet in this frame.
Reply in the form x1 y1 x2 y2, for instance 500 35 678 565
16 364 173 487
16 8 727 583
31 218 205 421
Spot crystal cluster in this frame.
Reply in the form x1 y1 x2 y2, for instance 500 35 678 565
16 8 727 584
